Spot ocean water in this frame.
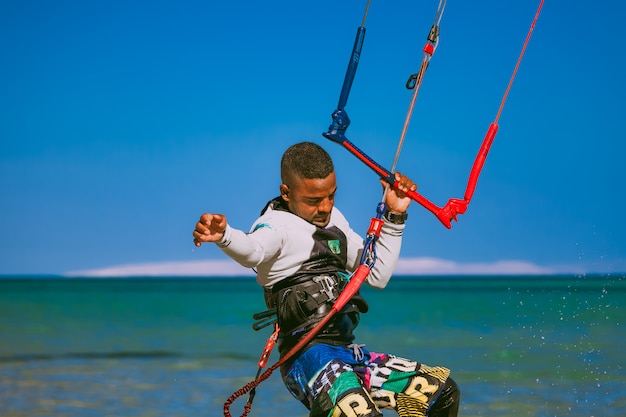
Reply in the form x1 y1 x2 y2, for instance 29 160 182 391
0 275 624 417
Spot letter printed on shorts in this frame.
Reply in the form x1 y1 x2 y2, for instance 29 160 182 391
332 392 374 417
405 375 439 403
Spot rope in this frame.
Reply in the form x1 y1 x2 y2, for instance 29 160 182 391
361 0 371 27
391 0 446 174
494 0 544 124
462 0 544 204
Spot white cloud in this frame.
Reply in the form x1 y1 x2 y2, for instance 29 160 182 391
65 257 581 277
393 257 562 275
65 260 255 278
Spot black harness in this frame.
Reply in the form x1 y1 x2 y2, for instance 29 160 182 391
256 272 369 356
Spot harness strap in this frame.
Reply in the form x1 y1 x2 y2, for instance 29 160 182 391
270 274 345 303
270 273 368 340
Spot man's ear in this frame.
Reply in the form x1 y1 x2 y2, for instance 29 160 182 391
280 184 289 201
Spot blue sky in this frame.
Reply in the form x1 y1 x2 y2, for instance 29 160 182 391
1 0 624 276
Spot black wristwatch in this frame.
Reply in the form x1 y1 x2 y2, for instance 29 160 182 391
384 210 408 224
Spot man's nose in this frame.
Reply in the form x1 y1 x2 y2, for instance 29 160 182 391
318 198 332 212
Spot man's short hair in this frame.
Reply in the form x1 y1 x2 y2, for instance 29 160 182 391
281 142 334 184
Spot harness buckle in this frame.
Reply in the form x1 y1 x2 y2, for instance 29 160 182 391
313 275 338 302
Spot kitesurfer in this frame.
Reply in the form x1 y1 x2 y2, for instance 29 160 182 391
193 141 460 417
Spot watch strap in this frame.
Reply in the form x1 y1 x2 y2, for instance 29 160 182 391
384 210 408 224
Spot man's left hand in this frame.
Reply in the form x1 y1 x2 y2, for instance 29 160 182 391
382 171 417 213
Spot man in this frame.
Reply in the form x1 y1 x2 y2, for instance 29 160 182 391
193 142 459 417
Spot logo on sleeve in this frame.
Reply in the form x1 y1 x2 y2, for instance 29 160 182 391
252 223 273 232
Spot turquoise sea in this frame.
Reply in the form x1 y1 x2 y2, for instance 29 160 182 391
0 275 624 417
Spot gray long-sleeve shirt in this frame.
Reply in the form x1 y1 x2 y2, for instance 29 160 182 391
216 200 404 289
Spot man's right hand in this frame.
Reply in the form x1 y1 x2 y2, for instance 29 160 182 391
193 213 227 247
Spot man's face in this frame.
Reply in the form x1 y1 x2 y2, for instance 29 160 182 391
281 172 337 227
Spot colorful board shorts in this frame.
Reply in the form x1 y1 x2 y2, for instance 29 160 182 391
281 343 450 417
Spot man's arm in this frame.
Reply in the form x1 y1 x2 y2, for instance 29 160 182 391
364 171 415 289
365 220 405 289
193 213 283 269
217 224 283 269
